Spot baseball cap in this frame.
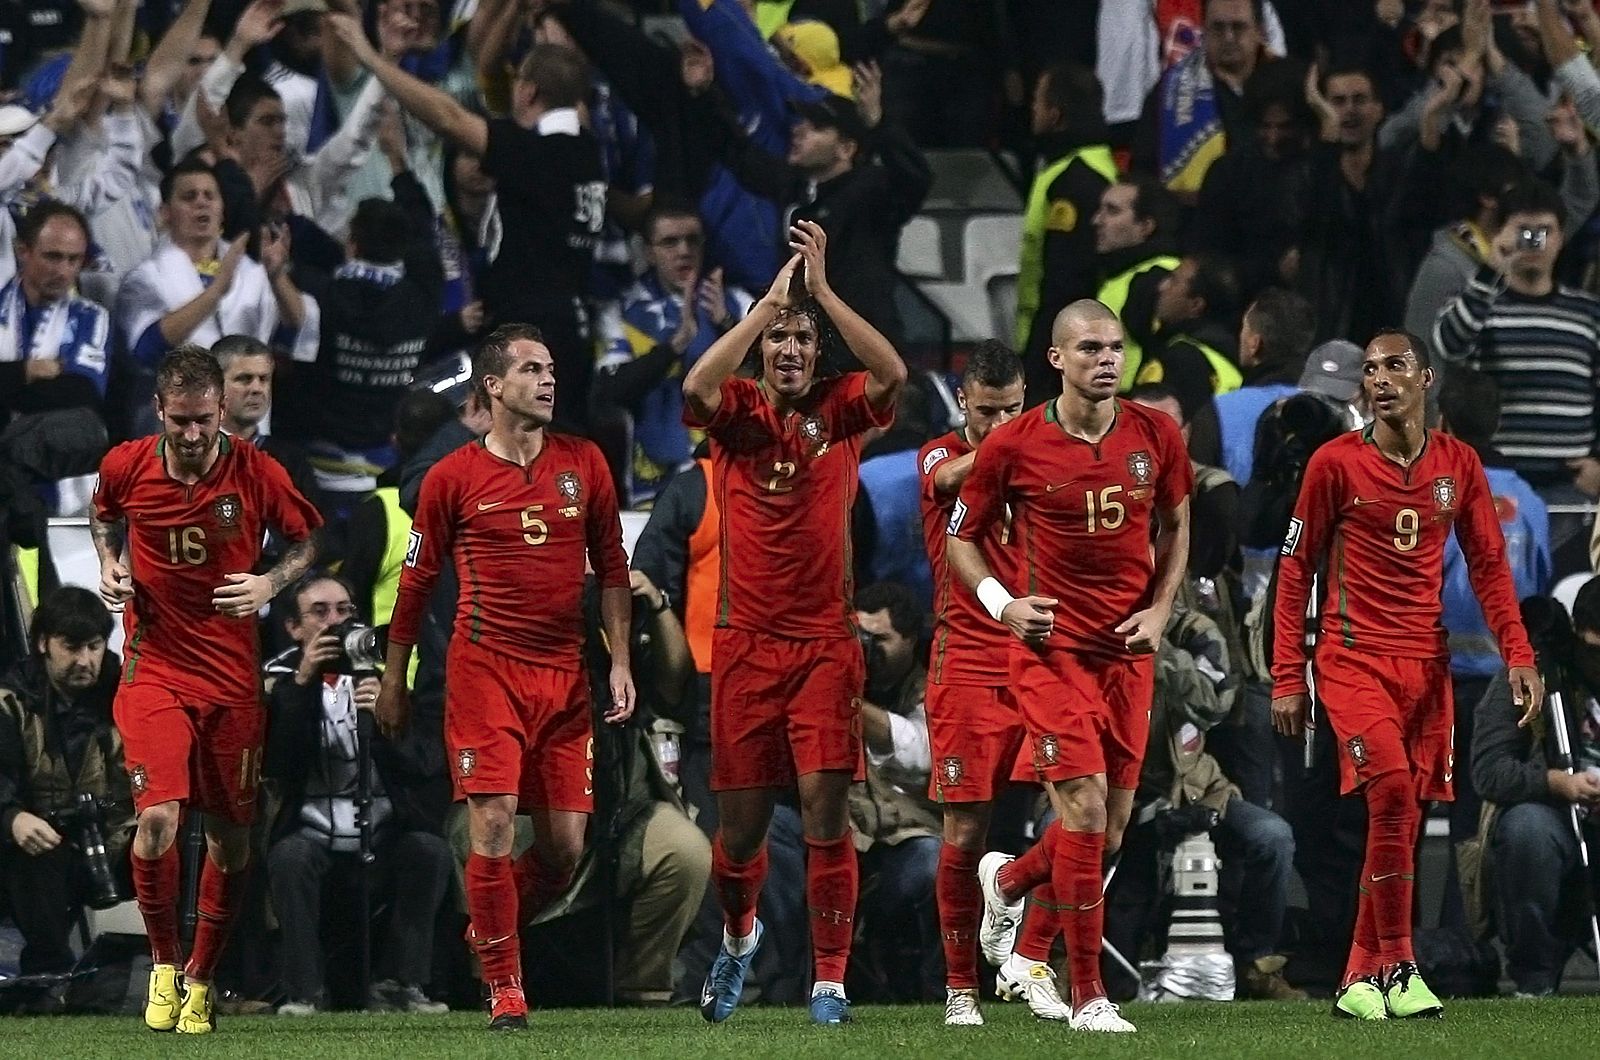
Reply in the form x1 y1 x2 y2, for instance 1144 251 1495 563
772 21 854 97
281 0 330 16
1299 339 1364 405
790 92 868 145
412 350 473 409
0 104 38 138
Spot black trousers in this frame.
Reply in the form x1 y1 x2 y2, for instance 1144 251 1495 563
0 842 82 974
266 828 453 1004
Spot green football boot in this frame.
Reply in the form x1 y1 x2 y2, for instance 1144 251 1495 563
1383 961 1444 1019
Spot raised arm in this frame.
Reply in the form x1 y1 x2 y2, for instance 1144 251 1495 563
682 252 804 422
326 13 488 156
789 220 906 410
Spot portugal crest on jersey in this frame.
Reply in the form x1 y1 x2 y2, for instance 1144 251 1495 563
129 763 148 795
1433 476 1456 511
941 756 964 787
557 471 582 518
213 494 242 527
1347 735 1368 768
801 415 829 456
1127 450 1153 485
458 748 476 778
1036 733 1060 767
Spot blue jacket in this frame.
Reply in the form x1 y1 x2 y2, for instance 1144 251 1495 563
0 277 110 399
1442 464 1551 677
858 448 932 608
1214 383 1299 486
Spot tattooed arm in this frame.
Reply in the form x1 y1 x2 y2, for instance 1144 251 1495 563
92 516 133 612
211 532 321 619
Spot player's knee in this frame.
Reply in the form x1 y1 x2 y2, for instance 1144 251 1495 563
1058 785 1108 832
942 810 988 851
137 802 181 851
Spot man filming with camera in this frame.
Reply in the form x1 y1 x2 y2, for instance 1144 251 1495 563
0 587 134 977
262 573 452 1015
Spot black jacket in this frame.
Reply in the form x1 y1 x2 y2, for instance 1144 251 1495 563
262 647 448 840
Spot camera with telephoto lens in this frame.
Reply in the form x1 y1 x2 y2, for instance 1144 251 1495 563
325 618 385 675
48 791 127 910
1516 225 1550 252
855 625 887 690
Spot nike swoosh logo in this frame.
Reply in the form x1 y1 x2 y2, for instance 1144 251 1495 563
1044 481 1075 493
1368 872 1400 883
1352 497 1378 506
477 501 504 511
701 986 715 1007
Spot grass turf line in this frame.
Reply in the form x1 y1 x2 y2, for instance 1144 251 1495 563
5 997 1599 1059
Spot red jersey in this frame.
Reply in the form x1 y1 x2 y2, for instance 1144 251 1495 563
93 435 322 704
920 430 1013 684
389 434 628 666
950 399 1193 659
686 373 892 640
1271 428 1534 696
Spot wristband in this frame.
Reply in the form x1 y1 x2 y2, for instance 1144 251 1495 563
975 577 1015 623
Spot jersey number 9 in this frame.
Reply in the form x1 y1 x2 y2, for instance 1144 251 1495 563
1393 508 1420 552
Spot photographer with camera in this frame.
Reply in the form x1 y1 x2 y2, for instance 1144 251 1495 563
1471 582 1600 997
847 582 943 1002
0 587 133 976
261 572 452 1015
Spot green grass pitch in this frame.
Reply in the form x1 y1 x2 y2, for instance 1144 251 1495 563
8 998 1600 1060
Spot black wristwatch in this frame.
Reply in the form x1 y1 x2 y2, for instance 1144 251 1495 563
652 590 672 615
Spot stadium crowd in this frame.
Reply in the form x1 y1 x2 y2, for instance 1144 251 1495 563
1 0 1599 1024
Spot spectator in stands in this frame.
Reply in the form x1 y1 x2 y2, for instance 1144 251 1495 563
1146 255 1244 460
1473 577 1600 997
116 158 310 367
849 581 942 1001
1191 61 1311 303
214 333 318 515
1013 62 1115 397
343 389 456 631
854 387 934 610
329 15 604 429
710 68 931 351
261 0 329 164
1434 179 1600 499
296 194 445 502
593 201 750 508
1213 288 1316 485
0 587 132 977
0 202 111 421
1298 63 1422 344
1090 177 1180 390
263 572 453 1015
1134 0 1277 196
1438 369 1551 924
1131 383 1240 585
870 0 998 149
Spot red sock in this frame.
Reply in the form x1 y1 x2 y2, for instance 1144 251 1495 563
937 845 982 989
712 834 768 939
1052 827 1106 1012
805 834 857 984
132 844 182 966
513 849 573 926
1014 884 1060 963
466 853 522 984
1362 770 1419 968
998 826 1059 902
184 856 248 983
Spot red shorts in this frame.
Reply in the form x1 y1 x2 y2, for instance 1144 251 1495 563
1313 641 1454 801
925 682 1028 803
445 638 594 812
113 683 263 824
710 627 863 791
1011 647 1154 788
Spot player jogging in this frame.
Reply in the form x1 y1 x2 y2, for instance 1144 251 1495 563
376 325 635 1031
92 345 322 1034
682 220 905 1026
1270 329 1541 1020
947 300 1192 1033
918 340 1073 1026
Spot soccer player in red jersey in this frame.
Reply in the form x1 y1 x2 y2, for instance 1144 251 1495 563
682 220 905 1025
1270 329 1542 1020
918 340 1073 1025
92 346 322 1034
946 300 1192 1033
375 325 635 1031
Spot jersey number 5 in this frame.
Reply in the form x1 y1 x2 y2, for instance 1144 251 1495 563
1084 486 1126 534
166 526 207 566
1393 508 1420 552
522 505 548 546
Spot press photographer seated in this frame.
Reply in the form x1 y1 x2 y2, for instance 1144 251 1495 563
0 587 133 976
262 572 452 1015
